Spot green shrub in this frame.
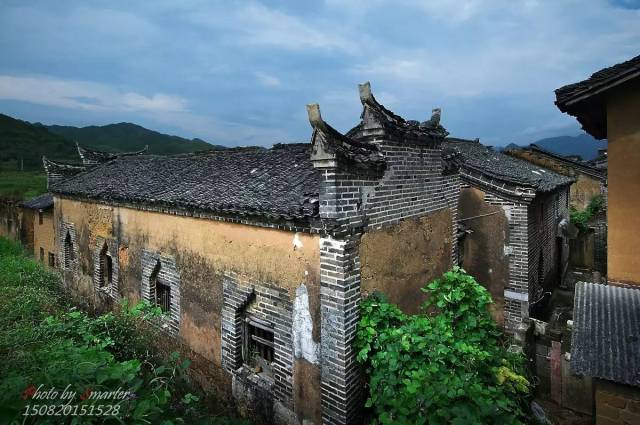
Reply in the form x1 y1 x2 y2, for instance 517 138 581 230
570 195 604 232
355 267 530 425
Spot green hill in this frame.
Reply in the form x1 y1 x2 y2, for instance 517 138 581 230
44 122 223 155
0 113 79 170
0 113 224 171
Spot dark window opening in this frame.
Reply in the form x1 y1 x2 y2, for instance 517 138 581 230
64 232 74 269
98 243 113 288
244 317 275 366
48 252 55 267
39 247 44 262
38 211 43 225
150 260 171 313
155 282 171 313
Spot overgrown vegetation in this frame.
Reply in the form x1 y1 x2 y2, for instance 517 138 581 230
355 267 530 425
570 195 604 232
0 237 248 424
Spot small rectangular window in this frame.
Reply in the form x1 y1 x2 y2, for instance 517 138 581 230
38 211 43 225
48 252 55 267
39 247 44 262
244 317 275 365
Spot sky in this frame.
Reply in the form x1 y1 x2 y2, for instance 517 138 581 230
0 0 639 147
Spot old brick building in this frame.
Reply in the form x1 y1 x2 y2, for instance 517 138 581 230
45 83 458 425
444 138 573 333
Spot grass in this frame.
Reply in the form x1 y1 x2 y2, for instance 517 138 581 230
0 237 249 424
0 170 47 200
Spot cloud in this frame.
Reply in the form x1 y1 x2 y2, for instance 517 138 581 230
0 0 638 147
0 75 187 113
255 72 282 88
186 1 355 52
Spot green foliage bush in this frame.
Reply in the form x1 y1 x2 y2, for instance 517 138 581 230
355 267 530 425
570 194 604 232
0 238 248 425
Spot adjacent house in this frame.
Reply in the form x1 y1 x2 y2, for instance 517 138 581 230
506 144 606 210
507 144 607 273
444 138 573 334
556 53 640 423
555 53 639 287
45 82 459 425
19 193 55 267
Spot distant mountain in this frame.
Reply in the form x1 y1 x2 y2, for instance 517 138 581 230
532 134 606 161
0 113 79 170
0 113 224 171
44 122 224 155
500 134 606 161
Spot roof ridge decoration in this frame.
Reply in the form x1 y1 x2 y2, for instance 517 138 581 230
42 156 86 189
76 142 149 167
349 81 449 143
306 103 386 174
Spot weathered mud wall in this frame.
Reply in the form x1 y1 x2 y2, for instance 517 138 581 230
34 210 55 267
359 207 453 314
54 197 322 423
458 187 509 326
607 80 640 285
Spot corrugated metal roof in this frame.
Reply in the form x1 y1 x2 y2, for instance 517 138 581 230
571 282 640 387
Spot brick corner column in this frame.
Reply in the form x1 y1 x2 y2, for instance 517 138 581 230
319 233 363 425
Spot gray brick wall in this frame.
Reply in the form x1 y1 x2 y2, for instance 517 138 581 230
221 274 295 408
312 106 459 423
140 250 181 336
476 191 530 332
58 221 79 273
92 236 120 300
527 189 569 306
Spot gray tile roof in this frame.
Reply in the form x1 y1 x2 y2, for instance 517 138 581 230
51 143 320 222
571 282 640 387
555 54 640 139
20 193 53 210
444 138 574 192
555 54 640 106
516 144 606 181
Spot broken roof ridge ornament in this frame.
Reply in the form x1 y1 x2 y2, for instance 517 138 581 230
305 103 327 131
